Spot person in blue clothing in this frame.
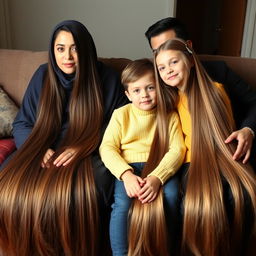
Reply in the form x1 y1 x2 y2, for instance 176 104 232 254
145 17 256 170
0 20 127 256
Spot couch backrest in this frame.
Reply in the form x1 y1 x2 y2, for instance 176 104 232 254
0 49 132 106
0 49 255 106
199 54 256 90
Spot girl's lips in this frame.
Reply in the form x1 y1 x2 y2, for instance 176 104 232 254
167 73 178 80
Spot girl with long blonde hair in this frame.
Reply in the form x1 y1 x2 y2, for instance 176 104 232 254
0 20 127 256
155 38 256 256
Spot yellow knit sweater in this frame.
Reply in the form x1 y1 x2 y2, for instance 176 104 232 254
99 104 186 184
177 82 231 163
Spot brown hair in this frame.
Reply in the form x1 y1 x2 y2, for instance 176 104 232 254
155 38 256 256
0 21 103 256
126 59 177 255
121 58 155 90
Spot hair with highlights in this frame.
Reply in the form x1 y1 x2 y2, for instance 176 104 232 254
154 38 256 256
0 21 103 256
121 59 177 256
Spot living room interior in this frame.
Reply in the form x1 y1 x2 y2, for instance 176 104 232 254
1 0 256 59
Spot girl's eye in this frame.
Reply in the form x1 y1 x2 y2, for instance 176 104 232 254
172 59 178 64
158 66 164 72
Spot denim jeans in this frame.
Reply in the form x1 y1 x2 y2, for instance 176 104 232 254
109 162 182 256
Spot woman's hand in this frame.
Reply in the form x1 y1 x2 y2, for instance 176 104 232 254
53 148 77 167
41 148 55 168
138 176 161 204
121 170 145 198
225 127 254 164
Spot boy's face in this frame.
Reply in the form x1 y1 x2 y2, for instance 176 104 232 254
125 72 157 111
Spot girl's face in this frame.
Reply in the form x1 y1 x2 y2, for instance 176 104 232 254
54 30 78 74
156 49 189 90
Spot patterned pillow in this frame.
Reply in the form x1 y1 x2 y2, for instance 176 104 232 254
0 86 19 138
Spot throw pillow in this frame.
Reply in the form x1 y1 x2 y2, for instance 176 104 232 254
0 138 16 165
0 86 18 138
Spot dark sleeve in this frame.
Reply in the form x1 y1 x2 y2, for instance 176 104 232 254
98 61 129 128
12 64 47 148
202 61 256 133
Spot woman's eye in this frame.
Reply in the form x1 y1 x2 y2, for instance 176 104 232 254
57 47 64 52
71 46 77 52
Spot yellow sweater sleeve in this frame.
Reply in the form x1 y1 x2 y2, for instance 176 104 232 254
99 109 133 179
148 112 186 184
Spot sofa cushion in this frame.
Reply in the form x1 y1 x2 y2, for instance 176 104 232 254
0 138 16 165
0 86 18 138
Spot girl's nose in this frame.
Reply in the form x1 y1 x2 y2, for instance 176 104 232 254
167 67 173 74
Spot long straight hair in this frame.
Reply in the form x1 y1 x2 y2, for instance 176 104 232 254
0 21 103 256
122 59 177 256
155 39 256 256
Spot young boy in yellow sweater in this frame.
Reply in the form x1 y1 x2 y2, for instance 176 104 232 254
99 58 186 256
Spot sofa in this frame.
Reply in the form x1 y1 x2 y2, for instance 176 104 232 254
0 49 256 165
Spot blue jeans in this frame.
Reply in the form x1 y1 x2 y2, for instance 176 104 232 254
109 162 182 256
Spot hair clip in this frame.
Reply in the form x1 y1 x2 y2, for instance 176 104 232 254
185 43 193 54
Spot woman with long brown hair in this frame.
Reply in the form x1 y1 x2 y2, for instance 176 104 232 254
0 20 127 256
155 38 256 256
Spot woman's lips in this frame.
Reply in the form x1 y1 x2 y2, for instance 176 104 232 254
64 63 75 68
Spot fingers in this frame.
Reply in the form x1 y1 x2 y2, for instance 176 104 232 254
41 149 54 168
139 189 157 204
225 132 237 144
137 176 145 185
54 151 75 167
242 149 251 164
232 140 246 160
225 128 253 163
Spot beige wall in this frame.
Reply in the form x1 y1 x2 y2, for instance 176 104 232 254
7 0 176 59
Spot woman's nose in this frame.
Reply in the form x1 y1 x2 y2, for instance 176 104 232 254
64 50 73 60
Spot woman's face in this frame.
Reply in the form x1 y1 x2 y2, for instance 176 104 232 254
54 30 78 74
156 49 189 90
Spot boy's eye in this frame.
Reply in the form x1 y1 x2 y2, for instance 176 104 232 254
133 89 140 93
148 86 155 91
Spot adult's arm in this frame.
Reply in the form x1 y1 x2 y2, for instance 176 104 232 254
203 61 256 132
203 61 256 162
12 64 47 149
